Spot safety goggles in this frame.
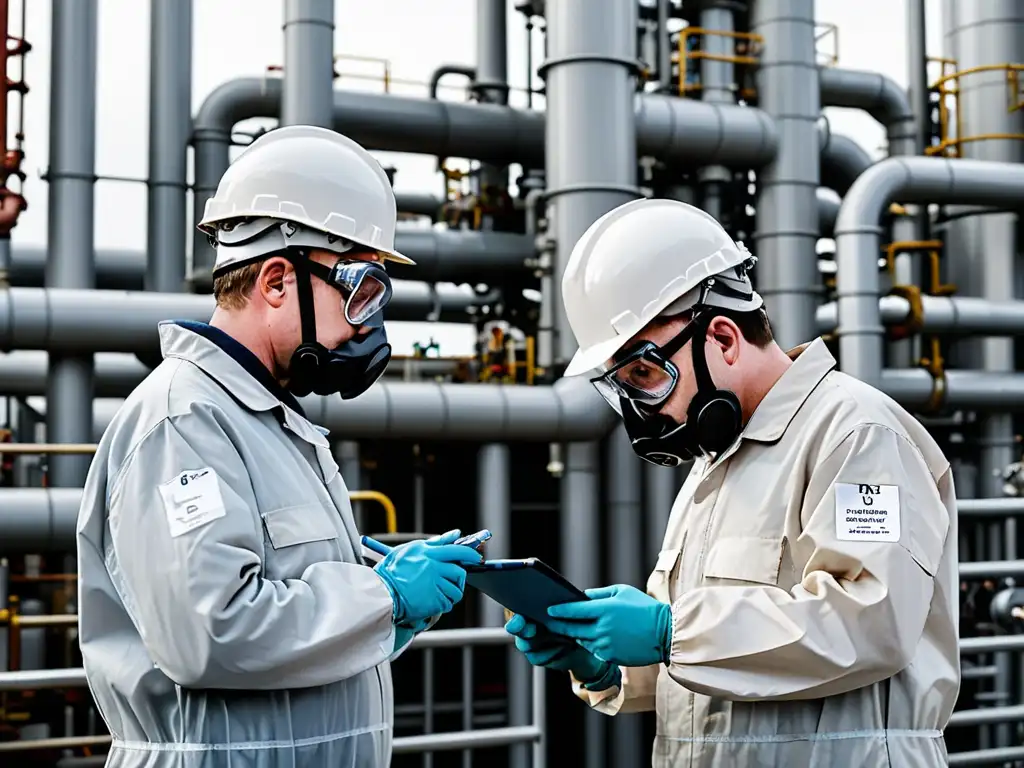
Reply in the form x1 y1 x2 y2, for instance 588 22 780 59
590 316 701 413
305 258 393 326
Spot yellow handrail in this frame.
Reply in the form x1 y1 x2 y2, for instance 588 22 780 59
926 61 1024 157
348 490 397 534
677 27 763 97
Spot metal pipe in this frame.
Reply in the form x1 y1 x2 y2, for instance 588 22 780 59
474 0 510 200
820 67 915 157
815 294 1024 336
146 0 192 293
46 0 98 488
0 735 112 753
697 2 735 221
477 444 510 627
392 726 541 754
834 156 1024 386
644 462 677 571
607 425 643 766
817 188 841 237
395 191 445 220
656 0 671 92
0 285 489 355
544 0 639 366
906 0 930 157
189 76 779 273
948 746 1024 767
819 128 873 196
281 0 334 127
12 229 535 288
750 0 821 349
0 350 469 397
957 498 1024 518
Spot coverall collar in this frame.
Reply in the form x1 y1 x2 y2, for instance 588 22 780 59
739 337 837 443
158 321 330 448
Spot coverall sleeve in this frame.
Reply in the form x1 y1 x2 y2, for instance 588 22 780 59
571 664 660 714
665 423 949 701
107 405 397 690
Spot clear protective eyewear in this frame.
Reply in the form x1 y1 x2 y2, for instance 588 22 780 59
590 317 701 414
306 258 393 326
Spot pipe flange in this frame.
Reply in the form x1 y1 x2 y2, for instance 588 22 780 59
543 183 648 202
536 54 645 79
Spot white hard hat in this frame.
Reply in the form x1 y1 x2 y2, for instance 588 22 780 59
561 198 763 377
198 125 414 272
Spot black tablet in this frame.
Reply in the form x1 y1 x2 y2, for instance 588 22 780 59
465 558 589 626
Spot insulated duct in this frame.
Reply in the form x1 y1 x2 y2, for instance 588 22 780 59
9 229 536 289
190 76 779 272
834 156 1024 387
0 285 489 356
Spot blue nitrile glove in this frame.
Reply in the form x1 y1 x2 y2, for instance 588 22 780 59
374 529 483 625
545 584 673 668
505 613 621 691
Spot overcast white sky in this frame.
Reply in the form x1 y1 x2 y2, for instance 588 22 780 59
10 0 944 354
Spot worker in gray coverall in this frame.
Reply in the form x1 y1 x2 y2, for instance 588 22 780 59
76 125 483 767
506 199 960 767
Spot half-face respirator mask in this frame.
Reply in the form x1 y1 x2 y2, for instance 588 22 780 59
210 219 394 399
589 263 760 466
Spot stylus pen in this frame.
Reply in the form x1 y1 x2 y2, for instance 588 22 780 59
362 529 492 558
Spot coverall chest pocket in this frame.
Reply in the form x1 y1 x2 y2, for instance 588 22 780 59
702 535 785 587
261 503 342 580
647 547 682 604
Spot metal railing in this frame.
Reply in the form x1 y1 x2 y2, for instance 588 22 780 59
0 627 546 764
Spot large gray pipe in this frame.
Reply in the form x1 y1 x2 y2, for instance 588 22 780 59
46 0 98 488
9 229 534 289
474 0 510 202
606 425 644 765
0 285 488 356
12 291 1024 399
750 0 821 350
544 1 638 762
820 65 922 366
282 0 334 127
698 2 735 221
23 374 616 443
146 0 192 293
819 129 873 196
190 76 778 273
835 156 1024 387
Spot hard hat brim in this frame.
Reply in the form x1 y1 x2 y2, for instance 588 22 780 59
563 333 632 378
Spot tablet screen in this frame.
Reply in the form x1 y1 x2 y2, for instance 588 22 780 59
466 559 588 626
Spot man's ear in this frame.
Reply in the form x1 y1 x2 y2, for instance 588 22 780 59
709 317 742 364
258 257 291 308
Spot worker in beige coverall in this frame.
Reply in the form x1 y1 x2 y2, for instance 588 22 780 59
505 199 960 767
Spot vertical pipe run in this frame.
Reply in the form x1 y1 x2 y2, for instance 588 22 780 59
560 441 604 768
476 444 529 768
46 0 98 487
607 425 644 766
336 440 363 529
474 0 509 197
281 0 335 127
656 0 672 92
945 3 1024 746
146 0 192 293
543 0 641 367
749 0 821 350
644 462 677 570
698 3 735 221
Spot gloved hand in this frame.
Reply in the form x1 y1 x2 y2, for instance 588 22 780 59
374 530 483 625
545 584 673 668
505 613 620 691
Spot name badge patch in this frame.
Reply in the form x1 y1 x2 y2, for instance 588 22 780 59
158 467 227 538
834 482 900 542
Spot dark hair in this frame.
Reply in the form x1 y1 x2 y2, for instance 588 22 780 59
666 306 775 349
